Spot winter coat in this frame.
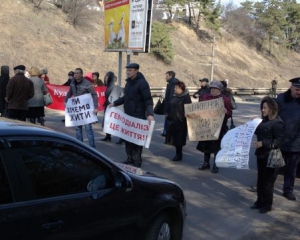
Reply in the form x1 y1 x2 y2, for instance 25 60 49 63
164 77 179 114
6 73 34 110
0 66 9 114
28 76 48 107
165 89 192 147
196 93 232 153
114 72 153 119
276 89 300 152
192 86 210 102
255 116 285 159
65 77 98 109
103 72 116 108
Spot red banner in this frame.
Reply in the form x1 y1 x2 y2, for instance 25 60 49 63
46 84 106 111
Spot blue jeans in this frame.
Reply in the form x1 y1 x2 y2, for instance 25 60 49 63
76 123 95 148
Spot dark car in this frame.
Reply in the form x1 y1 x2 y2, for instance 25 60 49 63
0 119 186 240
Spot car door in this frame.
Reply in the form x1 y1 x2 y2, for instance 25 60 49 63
0 138 139 240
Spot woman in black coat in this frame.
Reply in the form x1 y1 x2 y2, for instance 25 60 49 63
251 96 285 213
101 71 116 142
165 81 192 161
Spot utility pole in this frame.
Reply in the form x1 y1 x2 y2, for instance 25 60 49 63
210 35 215 82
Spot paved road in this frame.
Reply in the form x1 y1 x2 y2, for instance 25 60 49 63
44 97 300 240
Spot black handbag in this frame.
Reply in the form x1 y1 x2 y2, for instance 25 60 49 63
229 116 235 129
154 97 165 115
267 148 285 168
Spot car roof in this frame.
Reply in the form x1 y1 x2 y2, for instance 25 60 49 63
0 118 72 140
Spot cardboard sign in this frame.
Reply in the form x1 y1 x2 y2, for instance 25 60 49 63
184 98 225 141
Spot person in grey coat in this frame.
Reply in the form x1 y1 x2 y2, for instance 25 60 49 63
26 66 48 125
111 63 154 167
276 77 300 201
65 68 99 148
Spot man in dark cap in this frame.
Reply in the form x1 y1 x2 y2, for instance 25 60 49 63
193 78 210 102
276 77 300 201
110 63 154 167
6 65 34 121
62 71 75 86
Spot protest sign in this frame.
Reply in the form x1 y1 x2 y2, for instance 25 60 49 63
108 85 124 112
103 107 155 148
215 118 262 169
65 93 98 127
184 98 225 141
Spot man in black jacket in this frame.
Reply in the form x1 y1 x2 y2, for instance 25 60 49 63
162 71 178 136
192 78 210 102
112 63 154 167
276 77 300 201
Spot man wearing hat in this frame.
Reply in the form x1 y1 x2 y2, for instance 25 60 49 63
110 63 154 168
193 78 210 102
276 77 300 201
195 80 232 173
6 65 34 121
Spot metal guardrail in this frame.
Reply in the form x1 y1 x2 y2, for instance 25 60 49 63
150 87 288 96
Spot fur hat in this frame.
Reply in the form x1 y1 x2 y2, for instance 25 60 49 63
39 67 48 75
210 80 223 91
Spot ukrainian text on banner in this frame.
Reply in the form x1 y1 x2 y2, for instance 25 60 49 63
65 93 98 127
215 118 262 169
46 84 106 111
184 98 225 141
103 107 155 148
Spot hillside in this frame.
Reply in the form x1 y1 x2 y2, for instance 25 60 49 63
0 0 299 89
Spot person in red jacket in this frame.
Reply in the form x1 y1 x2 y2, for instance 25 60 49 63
195 80 232 173
39 67 50 84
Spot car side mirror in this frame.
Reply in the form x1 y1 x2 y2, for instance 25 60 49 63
115 171 133 191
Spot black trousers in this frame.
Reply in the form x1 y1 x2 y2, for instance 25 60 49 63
255 157 278 209
7 109 27 121
125 141 143 166
282 151 300 194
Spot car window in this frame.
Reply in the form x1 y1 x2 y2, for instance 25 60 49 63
0 153 13 204
9 140 114 199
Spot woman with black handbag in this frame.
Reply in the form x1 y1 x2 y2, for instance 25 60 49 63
251 96 285 213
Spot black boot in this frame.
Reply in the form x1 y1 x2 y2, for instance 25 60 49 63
101 134 111 142
172 146 182 161
211 154 218 173
116 138 124 144
211 163 218 173
198 153 210 170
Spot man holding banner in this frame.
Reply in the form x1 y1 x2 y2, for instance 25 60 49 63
65 68 98 148
110 63 154 167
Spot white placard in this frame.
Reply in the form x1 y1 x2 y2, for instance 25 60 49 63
65 93 98 127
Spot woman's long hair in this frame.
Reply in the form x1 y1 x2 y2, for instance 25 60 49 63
104 71 116 88
260 96 278 120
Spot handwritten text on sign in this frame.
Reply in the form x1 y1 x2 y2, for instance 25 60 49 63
184 98 225 141
215 118 262 169
103 107 155 148
65 93 98 127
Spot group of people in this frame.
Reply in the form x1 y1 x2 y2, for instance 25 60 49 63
0 62 299 215
160 70 299 214
0 64 49 124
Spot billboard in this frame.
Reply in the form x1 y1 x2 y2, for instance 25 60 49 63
104 0 153 52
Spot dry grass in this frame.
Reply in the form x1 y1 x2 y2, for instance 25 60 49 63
0 0 299 88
